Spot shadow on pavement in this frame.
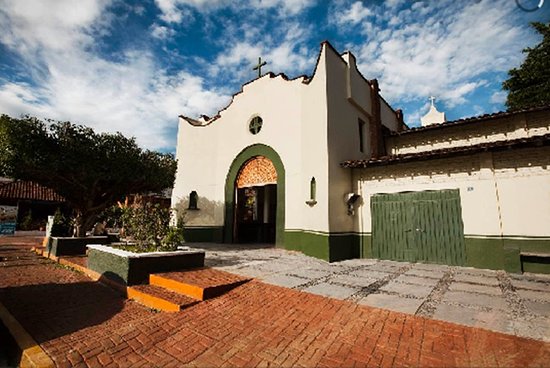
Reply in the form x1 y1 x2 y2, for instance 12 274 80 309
0 280 125 344
0 320 18 368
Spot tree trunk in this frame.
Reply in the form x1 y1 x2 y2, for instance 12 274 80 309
73 210 100 237
73 211 83 237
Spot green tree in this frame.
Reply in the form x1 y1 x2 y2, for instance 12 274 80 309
0 115 176 237
503 22 550 110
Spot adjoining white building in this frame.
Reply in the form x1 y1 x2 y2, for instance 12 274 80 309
172 41 550 274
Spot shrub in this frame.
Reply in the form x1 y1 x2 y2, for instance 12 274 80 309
103 198 185 252
51 208 71 236
19 210 33 231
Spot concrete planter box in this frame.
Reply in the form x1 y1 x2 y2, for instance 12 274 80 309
86 244 205 286
47 236 111 257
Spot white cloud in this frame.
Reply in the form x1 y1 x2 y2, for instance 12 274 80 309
215 43 263 69
154 0 313 23
472 104 485 116
404 101 430 127
490 90 507 104
0 82 48 117
133 5 146 15
0 50 230 150
385 0 406 9
440 82 483 108
210 21 314 80
336 1 372 25
0 0 109 53
154 0 225 22
150 23 175 39
348 0 533 108
267 42 311 73
0 0 230 151
249 0 314 14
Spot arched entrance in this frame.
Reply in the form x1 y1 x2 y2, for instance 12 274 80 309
224 144 285 246
235 156 277 243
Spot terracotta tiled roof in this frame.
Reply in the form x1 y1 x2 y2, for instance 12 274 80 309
341 133 550 168
391 104 550 136
0 180 65 202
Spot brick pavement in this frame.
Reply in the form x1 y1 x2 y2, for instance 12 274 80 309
198 243 550 341
1 237 550 367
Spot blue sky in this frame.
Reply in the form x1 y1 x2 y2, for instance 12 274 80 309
0 0 548 152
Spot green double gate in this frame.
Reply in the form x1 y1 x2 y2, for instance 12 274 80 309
371 189 466 266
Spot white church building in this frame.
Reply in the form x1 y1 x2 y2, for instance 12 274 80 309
172 41 550 274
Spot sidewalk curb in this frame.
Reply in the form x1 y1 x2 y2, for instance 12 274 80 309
0 303 54 368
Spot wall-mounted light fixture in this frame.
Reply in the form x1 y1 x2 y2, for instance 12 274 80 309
346 193 361 215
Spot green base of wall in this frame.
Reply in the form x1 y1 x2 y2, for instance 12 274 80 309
465 236 550 273
362 234 550 274
182 225 550 274
284 230 359 262
464 238 505 271
183 227 223 243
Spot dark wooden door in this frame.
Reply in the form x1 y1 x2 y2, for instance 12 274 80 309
235 184 276 243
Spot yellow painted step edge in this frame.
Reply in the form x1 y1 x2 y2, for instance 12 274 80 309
126 287 182 312
149 274 204 300
0 302 54 368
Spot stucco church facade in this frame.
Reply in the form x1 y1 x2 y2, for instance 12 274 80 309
172 41 550 274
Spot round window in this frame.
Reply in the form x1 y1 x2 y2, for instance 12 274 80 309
249 116 263 135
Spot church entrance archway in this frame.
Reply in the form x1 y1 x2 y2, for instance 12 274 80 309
224 144 285 246
235 156 277 243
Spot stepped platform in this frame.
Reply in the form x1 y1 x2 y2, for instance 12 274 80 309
31 242 251 312
150 268 251 300
127 284 199 312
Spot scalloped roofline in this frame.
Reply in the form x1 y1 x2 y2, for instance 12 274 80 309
179 71 311 127
179 40 402 127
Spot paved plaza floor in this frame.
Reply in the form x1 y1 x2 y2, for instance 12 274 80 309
0 236 549 367
196 243 550 342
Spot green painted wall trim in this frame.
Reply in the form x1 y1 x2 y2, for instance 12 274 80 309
283 230 360 262
224 144 285 247
464 236 550 273
183 227 223 243
285 231 329 261
464 237 505 270
282 231 550 273
504 246 522 274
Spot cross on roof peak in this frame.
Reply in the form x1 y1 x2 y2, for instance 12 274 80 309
253 57 267 78
429 96 436 107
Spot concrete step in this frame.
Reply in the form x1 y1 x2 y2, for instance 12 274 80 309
127 284 200 312
31 247 45 256
150 268 250 301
